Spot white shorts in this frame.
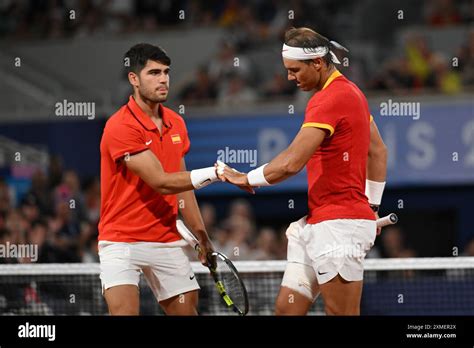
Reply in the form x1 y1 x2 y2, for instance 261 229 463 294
98 240 200 302
281 217 376 300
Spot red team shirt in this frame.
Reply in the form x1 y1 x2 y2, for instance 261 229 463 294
303 70 375 224
99 96 190 243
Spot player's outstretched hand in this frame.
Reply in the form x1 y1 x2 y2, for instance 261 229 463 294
215 161 255 194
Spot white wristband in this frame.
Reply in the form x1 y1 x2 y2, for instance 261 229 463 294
365 180 386 205
247 164 271 187
190 167 218 189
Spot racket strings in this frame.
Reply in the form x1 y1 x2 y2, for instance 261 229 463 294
215 258 246 311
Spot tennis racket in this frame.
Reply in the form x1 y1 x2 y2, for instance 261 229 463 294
176 220 249 316
376 213 398 228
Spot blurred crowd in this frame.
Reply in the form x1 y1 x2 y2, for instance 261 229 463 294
369 31 474 95
0 156 100 264
1 0 472 106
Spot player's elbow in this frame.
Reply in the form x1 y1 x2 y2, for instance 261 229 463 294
151 175 173 195
281 158 302 176
369 142 388 162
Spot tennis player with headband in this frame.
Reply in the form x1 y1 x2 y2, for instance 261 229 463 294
218 27 388 315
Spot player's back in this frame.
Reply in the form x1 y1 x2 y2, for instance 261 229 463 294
304 72 374 224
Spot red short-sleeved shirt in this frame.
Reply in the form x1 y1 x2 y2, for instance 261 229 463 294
98 96 190 243
302 70 375 224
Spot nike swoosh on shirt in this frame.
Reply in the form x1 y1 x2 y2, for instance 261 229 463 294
145 140 152 145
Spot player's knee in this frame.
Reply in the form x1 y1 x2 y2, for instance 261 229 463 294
108 302 139 315
161 292 198 315
275 296 290 315
324 300 360 316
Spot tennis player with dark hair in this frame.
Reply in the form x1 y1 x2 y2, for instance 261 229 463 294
99 43 227 315
219 28 388 315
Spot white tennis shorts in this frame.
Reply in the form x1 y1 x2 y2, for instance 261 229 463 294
281 217 376 301
98 240 200 302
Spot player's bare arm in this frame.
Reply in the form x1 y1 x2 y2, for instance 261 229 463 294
367 120 387 182
219 126 326 186
177 158 215 265
125 149 197 194
366 119 388 234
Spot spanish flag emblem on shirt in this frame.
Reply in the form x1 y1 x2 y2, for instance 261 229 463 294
171 134 182 144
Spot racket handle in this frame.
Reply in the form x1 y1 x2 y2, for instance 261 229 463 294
376 213 398 228
176 219 200 250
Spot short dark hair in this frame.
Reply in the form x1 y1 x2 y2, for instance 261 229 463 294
284 27 332 66
124 43 171 74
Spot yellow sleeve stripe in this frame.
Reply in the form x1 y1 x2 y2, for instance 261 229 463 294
301 122 335 137
370 114 374 122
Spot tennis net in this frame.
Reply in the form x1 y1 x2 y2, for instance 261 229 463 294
0 257 473 315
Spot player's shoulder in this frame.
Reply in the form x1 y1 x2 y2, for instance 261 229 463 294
308 76 362 108
162 105 187 129
104 104 142 134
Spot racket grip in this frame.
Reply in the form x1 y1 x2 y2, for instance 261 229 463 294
176 219 200 250
376 213 398 228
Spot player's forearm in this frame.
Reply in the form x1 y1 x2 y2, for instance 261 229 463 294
155 171 195 194
263 149 304 184
367 144 387 182
155 166 220 194
177 190 210 242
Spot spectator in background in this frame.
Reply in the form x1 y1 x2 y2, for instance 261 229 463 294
0 177 12 213
431 53 462 94
5 209 28 247
200 203 217 234
427 0 462 27
179 67 218 105
26 219 65 263
0 228 16 263
47 186 81 262
48 155 64 190
222 216 254 260
462 238 474 256
27 171 54 216
370 58 417 92
208 41 251 82
405 34 434 88
62 170 87 224
227 199 254 222
250 227 280 260
218 73 258 108
261 72 297 99
19 195 40 224
79 221 99 263
458 30 474 86
379 226 417 258
82 177 101 224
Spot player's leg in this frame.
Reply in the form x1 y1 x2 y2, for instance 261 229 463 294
98 242 142 315
159 290 199 315
104 285 140 315
305 219 376 316
319 276 362 315
143 245 200 315
275 218 319 315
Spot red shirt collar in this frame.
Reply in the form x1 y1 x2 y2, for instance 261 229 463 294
126 96 172 131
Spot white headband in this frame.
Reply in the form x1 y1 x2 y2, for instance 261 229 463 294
282 41 347 64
